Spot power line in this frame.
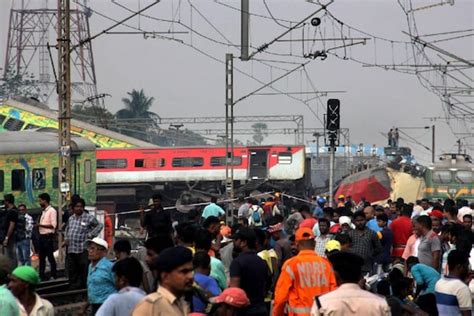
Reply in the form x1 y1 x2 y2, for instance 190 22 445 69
72 0 161 49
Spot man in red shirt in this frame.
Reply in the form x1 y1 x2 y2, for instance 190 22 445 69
389 204 413 258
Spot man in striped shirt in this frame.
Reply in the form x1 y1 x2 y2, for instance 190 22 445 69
435 250 472 316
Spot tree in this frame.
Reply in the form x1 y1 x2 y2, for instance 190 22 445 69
251 123 268 145
115 89 158 120
0 69 40 99
72 104 114 120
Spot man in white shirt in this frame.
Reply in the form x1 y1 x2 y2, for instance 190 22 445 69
311 252 390 316
8 266 54 316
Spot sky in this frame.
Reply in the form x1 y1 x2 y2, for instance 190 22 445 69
0 0 473 165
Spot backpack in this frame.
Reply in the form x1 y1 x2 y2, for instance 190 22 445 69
252 207 262 223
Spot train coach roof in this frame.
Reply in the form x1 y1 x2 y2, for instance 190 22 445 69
0 131 96 154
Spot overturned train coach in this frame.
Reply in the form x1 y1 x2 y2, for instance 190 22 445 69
95 145 309 210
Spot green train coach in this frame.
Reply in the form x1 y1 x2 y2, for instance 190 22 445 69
0 131 96 212
424 153 474 202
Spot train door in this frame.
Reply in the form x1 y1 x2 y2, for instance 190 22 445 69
249 149 268 179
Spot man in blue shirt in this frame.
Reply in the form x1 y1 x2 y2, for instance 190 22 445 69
97 257 146 316
192 251 221 313
407 256 440 296
366 206 392 233
86 237 116 315
202 197 225 219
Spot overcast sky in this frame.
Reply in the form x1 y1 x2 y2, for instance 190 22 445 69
1 0 472 164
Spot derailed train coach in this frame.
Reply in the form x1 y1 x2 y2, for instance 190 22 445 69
95 145 308 210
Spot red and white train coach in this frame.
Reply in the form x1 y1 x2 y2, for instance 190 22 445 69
95 145 306 206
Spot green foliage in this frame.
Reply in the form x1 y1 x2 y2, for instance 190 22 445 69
113 89 207 146
0 69 40 99
251 123 268 145
116 89 158 120
72 104 114 120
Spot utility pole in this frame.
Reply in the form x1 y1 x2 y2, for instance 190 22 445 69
240 0 249 61
313 132 322 158
57 0 72 264
431 125 435 163
169 124 184 146
225 53 234 224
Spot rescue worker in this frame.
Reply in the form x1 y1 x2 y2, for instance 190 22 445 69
273 227 337 316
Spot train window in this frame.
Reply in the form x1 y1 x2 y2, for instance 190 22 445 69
84 160 92 183
135 159 145 168
97 159 127 169
0 171 3 192
144 159 165 168
11 169 25 191
32 168 46 190
4 118 24 131
52 168 58 189
172 157 204 167
432 170 452 184
210 157 242 166
455 171 473 184
158 158 165 167
278 152 293 164
24 124 40 130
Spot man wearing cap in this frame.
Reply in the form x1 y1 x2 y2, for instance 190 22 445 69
8 266 54 316
86 237 116 315
210 287 250 316
65 198 103 289
133 246 194 316
429 209 444 234
324 240 341 257
337 195 345 208
229 228 269 316
268 222 293 269
273 227 337 316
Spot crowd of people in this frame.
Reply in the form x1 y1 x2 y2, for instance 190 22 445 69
0 191 473 315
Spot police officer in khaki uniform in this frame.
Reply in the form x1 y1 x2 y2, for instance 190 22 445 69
132 246 193 316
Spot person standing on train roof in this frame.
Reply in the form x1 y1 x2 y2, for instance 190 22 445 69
140 193 172 239
36 193 57 280
202 196 225 220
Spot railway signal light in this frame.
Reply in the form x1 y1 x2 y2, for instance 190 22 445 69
326 99 340 146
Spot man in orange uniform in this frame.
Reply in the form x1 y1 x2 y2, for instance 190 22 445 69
273 227 337 316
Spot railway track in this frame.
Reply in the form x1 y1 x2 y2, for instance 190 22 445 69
37 279 87 315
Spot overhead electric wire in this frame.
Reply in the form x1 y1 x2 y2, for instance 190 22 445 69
72 0 161 49
262 0 304 30
214 0 301 25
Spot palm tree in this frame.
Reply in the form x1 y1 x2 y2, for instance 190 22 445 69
116 89 158 120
